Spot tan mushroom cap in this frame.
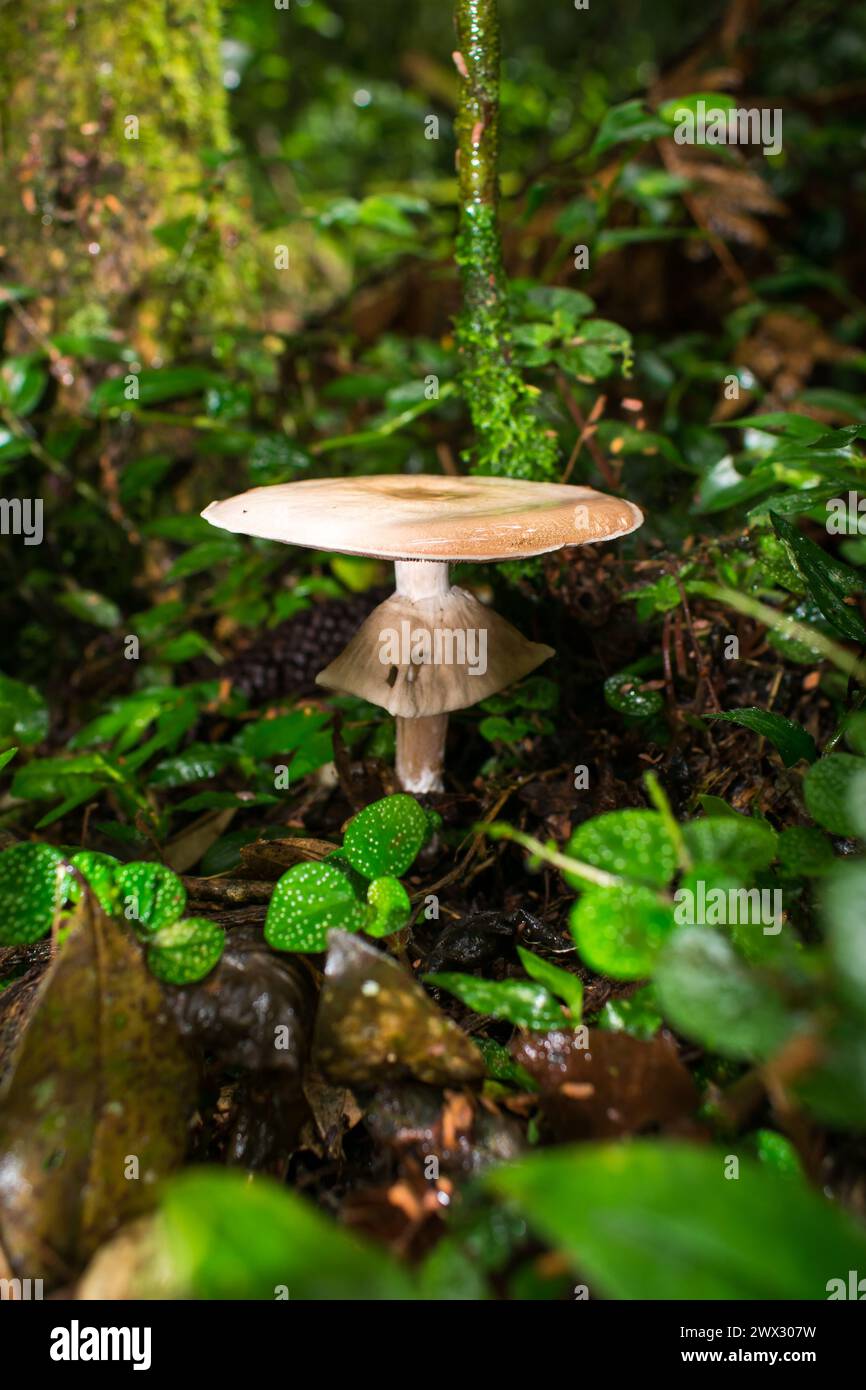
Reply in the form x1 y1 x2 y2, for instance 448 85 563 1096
202 474 643 562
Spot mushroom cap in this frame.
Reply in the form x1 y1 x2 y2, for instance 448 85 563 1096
202 474 643 562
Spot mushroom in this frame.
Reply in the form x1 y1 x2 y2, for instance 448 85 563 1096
202 475 643 794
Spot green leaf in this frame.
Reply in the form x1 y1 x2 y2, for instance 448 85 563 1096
655 928 796 1060
330 554 384 593
149 743 238 788
777 825 835 876
656 91 739 125
265 861 367 952
771 511 866 644
51 332 131 363
89 366 220 412
160 1167 415 1300
478 714 538 744
682 816 777 871
10 751 124 801
824 862 866 1019
570 884 676 980
164 540 240 582
57 588 122 630
718 414 827 442
425 972 567 1031
288 728 334 780
342 793 429 878
0 747 16 773
118 452 174 501
175 790 278 812
522 287 594 319
0 356 49 416
765 612 831 665
709 708 818 766
755 1129 803 1177
114 862 187 937
603 672 664 719
69 850 120 913
565 811 677 887
598 985 662 1040
626 574 682 620
365 876 411 937
487 1141 866 1300
416 1239 488 1301
474 1036 537 1089
233 709 329 758
590 100 669 157
697 794 741 819
157 631 222 665
247 435 311 485
516 947 583 1018
0 673 49 747
0 843 69 945
804 755 866 837
147 918 225 985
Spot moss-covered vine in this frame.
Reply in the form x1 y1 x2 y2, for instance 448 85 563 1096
453 0 559 481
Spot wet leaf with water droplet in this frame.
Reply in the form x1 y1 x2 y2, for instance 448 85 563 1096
314 930 484 1086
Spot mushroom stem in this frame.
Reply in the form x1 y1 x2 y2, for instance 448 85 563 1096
393 558 450 601
395 713 448 795
393 559 451 792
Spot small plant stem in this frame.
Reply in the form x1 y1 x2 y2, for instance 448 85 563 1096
480 821 623 889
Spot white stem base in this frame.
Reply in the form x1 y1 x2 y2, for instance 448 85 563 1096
395 713 447 793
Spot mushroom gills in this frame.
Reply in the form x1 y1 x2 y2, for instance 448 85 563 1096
315 583 554 718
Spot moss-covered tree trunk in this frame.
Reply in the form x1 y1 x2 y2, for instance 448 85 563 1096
453 0 558 479
0 0 258 356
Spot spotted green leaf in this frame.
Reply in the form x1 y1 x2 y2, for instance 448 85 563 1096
565 810 676 887
604 672 663 720
570 883 676 980
365 876 411 937
0 843 70 945
69 850 120 913
265 861 367 952
147 918 225 985
342 794 429 879
114 861 187 937
682 815 777 871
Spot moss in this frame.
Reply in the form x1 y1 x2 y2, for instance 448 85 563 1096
0 1 259 352
453 0 559 481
